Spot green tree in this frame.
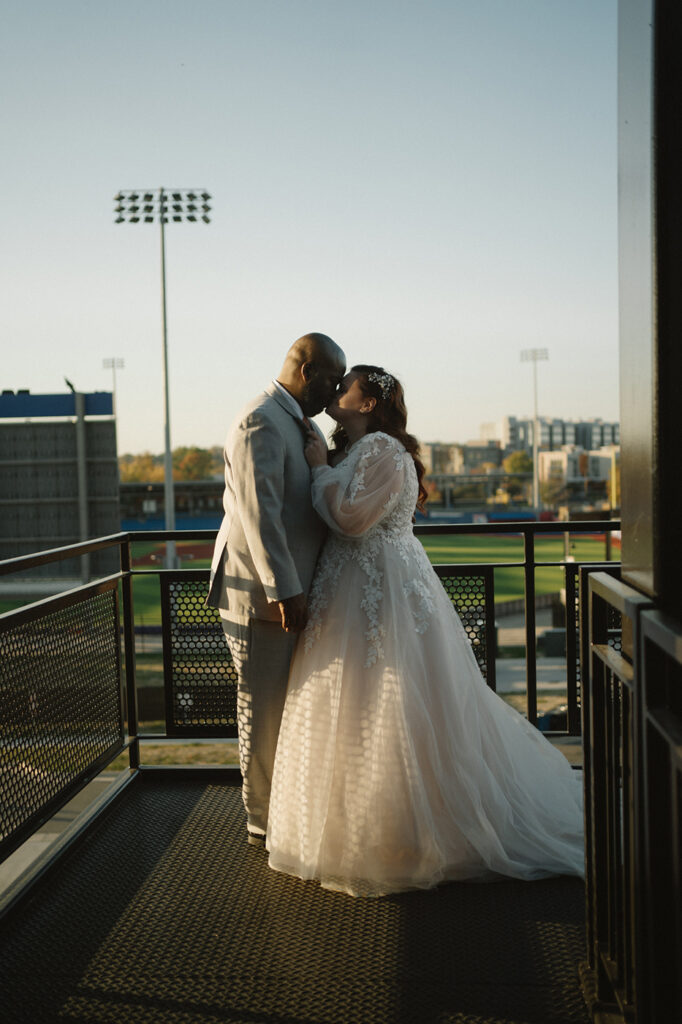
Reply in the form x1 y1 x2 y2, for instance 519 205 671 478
209 445 223 476
120 446 223 482
502 450 533 474
172 446 215 481
118 452 164 482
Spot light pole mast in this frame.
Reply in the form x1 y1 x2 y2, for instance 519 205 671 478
102 357 124 415
520 348 549 517
158 190 174 556
114 188 211 568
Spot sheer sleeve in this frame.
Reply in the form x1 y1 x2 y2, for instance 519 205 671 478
311 433 406 536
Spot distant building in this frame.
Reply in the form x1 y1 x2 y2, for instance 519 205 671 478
479 422 498 442
499 416 619 453
0 390 119 581
422 440 505 475
574 420 620 448
461 440 503 471
538 445 618 486
421 442 463 475
120 480 223 530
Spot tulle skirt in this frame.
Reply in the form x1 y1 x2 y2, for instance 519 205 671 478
266 538 584 896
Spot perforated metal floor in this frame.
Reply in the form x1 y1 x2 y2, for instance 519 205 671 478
0 777 589 1024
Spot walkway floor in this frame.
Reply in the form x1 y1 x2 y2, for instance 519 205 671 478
0 775 589 1024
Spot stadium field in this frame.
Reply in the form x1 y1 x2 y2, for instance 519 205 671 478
125 532 616 624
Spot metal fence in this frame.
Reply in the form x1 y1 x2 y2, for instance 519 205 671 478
0 537 126 863
0 521 621 867
581 571 682 1024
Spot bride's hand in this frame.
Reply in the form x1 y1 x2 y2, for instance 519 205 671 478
304 430 329 468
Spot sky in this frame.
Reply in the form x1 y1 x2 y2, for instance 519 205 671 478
1 0 618 454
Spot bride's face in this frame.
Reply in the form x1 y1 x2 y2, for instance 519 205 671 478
325 372 373 423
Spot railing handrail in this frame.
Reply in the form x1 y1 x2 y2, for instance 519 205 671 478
0 520 622 577
414 519 621 536
587 569 648 615
0 533 128 575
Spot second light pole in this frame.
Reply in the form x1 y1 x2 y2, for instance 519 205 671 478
114 188 211 567
520 347 548 517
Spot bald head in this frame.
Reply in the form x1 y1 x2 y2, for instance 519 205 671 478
277 332 346 416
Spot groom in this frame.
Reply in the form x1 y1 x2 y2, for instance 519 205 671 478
207 332 346 843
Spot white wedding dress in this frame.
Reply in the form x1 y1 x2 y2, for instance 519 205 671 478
266 431 584 896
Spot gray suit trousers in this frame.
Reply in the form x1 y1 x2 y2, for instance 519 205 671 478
220 614 297 835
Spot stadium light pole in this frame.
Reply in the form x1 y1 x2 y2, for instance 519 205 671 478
520 348 549 517
113 188 211 568
102 357 124 416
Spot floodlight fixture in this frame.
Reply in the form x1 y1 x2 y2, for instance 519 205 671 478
521 348 549 364
102 357 124 416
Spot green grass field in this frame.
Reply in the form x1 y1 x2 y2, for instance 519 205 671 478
124 533 615 624
420 532 614 604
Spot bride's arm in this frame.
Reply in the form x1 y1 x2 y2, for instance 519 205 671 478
311 434 406 536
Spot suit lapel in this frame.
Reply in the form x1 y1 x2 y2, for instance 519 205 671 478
263 382 327 444
265 382 300 418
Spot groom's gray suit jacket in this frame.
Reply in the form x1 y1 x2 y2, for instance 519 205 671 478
206 383 327 622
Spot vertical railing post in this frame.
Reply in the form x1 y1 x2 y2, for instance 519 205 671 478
579 568 595 977
582 574 654 1021
523 528 537 724
120 535 139 769
587 582 609 996
565 563 581 734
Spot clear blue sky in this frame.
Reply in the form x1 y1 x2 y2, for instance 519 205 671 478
1 0 617 454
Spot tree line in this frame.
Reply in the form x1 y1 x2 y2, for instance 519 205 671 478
119 446 224 482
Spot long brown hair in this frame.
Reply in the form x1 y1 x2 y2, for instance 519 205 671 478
331 364 428 514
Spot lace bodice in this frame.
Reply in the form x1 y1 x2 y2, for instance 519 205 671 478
305 432 429 665
310 431 418 540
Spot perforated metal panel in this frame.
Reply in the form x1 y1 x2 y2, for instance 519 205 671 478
607 604 623 653
160 573 237 736
433 565 496 688
160 568 495 730
0 585 123 861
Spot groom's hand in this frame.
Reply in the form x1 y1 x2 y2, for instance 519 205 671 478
304 430 329 468
277 593 308 632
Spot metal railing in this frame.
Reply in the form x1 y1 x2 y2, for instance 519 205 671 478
581 570 682 1024
0 535 129 864
0 520 621 870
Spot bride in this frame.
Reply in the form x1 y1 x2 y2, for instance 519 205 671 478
266 365 584 896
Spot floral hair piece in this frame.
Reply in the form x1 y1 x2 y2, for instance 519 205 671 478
366 370 395 399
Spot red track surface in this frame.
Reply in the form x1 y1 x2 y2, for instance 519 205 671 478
133 542 214 565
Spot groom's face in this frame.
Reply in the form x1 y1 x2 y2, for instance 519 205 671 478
301 356 346 416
